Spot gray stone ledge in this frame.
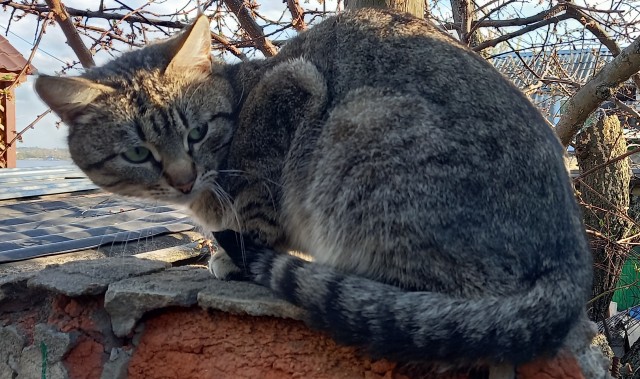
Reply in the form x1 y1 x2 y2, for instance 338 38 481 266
0 272 36 304
133 242 206 262
27 257 170 297
104 265 304 337
198 277 305 321
105 266 213 337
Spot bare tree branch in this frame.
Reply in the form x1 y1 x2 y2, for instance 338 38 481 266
345 0 424 18
473 13 571 52
1 1 186 29
287 0 306 32
7 13 47 92
473 3 568 28
0 16 50 158
556 37 640 147
565 4 640 90
1 110 52 156
2 1 248 59
467 0 518 36
223 0 278 57
74 22 144 47
614 98 640 119
44 0 95 68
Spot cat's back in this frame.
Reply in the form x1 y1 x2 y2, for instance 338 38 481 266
280 11 512 100
277 9 553 149
275 8 562 169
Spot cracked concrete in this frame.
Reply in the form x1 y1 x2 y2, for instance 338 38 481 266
105 265 304 337
18 345 69 379
11 324 73 379
33 324 72 364
197 276 305 321
104 266 213 337
27 257 170 297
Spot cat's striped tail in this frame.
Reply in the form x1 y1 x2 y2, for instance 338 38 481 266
213 230 585 365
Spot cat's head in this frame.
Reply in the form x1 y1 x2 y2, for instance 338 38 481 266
34 16 235 207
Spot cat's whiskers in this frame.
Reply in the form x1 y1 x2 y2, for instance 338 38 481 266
217 185 246 261
218 169 283 188
198 170 243 232
136 200 161 254
200 174 246 260
213 181 242 232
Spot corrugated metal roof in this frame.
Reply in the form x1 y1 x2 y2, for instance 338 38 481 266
0 192 194 263
0 165 98 200
0 166 195 263
0 34 34 74
491 49 613 89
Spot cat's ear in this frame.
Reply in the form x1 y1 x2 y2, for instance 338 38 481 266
34 75 115 123
166 15 212 77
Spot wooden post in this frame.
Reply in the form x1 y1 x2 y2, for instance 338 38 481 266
0 82 15 168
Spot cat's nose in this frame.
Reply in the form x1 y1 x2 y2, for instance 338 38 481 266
167 173 196 194
174 180 195 194
165 161 197 194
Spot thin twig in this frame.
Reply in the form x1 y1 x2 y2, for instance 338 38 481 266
1 110 53 156
574 147 640 182
6 13 47 93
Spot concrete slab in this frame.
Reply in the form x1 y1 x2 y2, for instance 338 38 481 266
104 266 304 337
133 241 207 263
17 345 68 379
27 257 170 297
198 277 305 321
104 266 213 337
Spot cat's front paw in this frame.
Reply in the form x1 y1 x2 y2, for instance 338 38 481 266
212 230 258 266
208 248 248 281
213 230 272 283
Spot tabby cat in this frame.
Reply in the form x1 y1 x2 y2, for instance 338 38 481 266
35 8 592 371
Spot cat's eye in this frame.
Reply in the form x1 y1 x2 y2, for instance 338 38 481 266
187 125 208 143
122 146 151 163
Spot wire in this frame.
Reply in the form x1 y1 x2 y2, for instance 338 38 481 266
0 24 69 65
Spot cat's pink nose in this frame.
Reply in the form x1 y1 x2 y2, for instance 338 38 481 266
164 160 197 194
174 181 194 194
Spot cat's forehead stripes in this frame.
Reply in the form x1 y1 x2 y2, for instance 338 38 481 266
133 120 146 141
133 105 189 144
175 108 190 131
149 111 166 137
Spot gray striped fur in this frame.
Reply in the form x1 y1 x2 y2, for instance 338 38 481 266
35 8 592 369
